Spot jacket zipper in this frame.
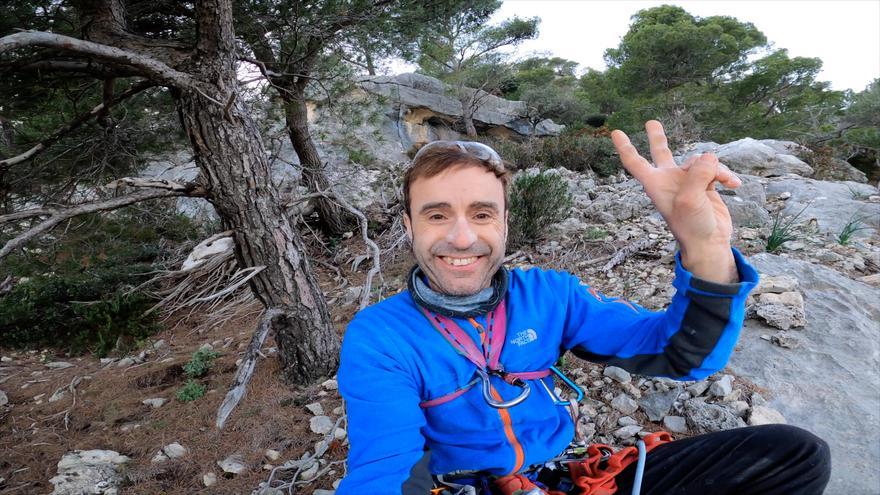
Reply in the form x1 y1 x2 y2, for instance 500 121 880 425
488 383 525 474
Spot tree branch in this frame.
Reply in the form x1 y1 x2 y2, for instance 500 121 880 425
215 308 281 429
0 31 201 90
0 79 155 169
11 60 141 78
0 188 198 260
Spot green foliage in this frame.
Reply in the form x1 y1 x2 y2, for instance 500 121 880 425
502 56 580 100
540 134 621 177
492 139 542 170
508 171 573 247
841 79 880 153
492 133 622 178
0 206 206 355
176 348 219 402
0 269 159 356
604 5 766 95
837 214 871 245
176 379 207 402
585 228 609 240
347 148 377 166
766 205 808 253
417 9 539 80
573 5 846 149
183 348 220 378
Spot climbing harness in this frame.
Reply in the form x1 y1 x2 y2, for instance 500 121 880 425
418 301 583 410
434 432 671 495
420 299 669 495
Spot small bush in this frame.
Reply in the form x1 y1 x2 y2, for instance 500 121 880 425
175 348 220 402
183 348 220 378
0 206 206 354
766 205 809 253
540 134 621 177
492 138 542 170
837 214 871 245
585 227 609 240
0 268 159 356
176 379 206 402
508 171 573 247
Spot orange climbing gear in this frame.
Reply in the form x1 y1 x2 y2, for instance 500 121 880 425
493 431 673 495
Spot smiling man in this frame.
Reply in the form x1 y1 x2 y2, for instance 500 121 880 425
337 122 830 495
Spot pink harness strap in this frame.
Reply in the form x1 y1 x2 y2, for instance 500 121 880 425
418 301 552 409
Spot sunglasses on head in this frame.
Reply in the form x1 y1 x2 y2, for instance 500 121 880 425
412 140 504 168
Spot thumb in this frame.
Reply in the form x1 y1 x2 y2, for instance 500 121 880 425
680 153 718 202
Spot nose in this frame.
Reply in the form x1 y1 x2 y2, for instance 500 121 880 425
446 216 477 249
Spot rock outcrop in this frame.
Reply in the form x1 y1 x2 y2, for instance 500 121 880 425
49 450 130 495
359 73 563 144
729 254 880 494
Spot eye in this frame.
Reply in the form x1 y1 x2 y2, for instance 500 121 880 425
428 213 446 221
474 212 494 221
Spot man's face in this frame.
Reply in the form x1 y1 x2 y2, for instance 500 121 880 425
404 164 507 296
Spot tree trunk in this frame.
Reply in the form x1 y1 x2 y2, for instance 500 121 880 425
364 50 376 76
459 92 478 137
174 90 340 385
282 92 354 236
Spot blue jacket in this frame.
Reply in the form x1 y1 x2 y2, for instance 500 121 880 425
337 250 758 494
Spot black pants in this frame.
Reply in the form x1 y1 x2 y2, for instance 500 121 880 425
613 424 831 495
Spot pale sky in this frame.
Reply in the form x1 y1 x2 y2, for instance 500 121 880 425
493 0 880 92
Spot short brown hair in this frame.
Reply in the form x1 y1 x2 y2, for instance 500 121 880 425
402 141 511 216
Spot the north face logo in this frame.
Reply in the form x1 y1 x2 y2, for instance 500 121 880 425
511 328 538 346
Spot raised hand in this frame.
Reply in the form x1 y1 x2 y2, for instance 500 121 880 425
610 120 739 283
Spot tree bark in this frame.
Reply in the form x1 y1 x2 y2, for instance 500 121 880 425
2 0 341 384
460 94 478 137
282 91 355 237
90 0 341 384
176 88 340 383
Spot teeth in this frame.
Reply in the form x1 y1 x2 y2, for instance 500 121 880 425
443 256 477 266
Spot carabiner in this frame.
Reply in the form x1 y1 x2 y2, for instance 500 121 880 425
550 366 585 403
538 366 586 406
477 368 530 409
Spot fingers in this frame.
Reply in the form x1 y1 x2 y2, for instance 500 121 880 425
680 153 741 189
679 153 719 204
611 129 651 182
645 120 675 168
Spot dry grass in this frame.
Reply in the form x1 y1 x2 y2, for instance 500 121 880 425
0 233 408 494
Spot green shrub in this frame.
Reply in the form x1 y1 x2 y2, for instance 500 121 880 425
837 214 872 245
585 227 609 240
492 139 542 170
0 206 206 354
766 205 809 253
508 171 573 247
175 348 220 402
183 348 220 378
540 134 621 177
176 379 207 402
0 268 159 356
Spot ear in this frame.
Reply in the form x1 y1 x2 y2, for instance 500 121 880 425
403 213 413 242
503 210 509 244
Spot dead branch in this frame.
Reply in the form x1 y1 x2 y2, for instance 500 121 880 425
260 415 347 494
105 176 194 192
215 308 281 430
130 232 264 333
0 31 201 90
0 188 196 260
601 239 656 275
316 187 381 310
0 80 155 169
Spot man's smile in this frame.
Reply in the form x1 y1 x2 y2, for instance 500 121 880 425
440 255 481 267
